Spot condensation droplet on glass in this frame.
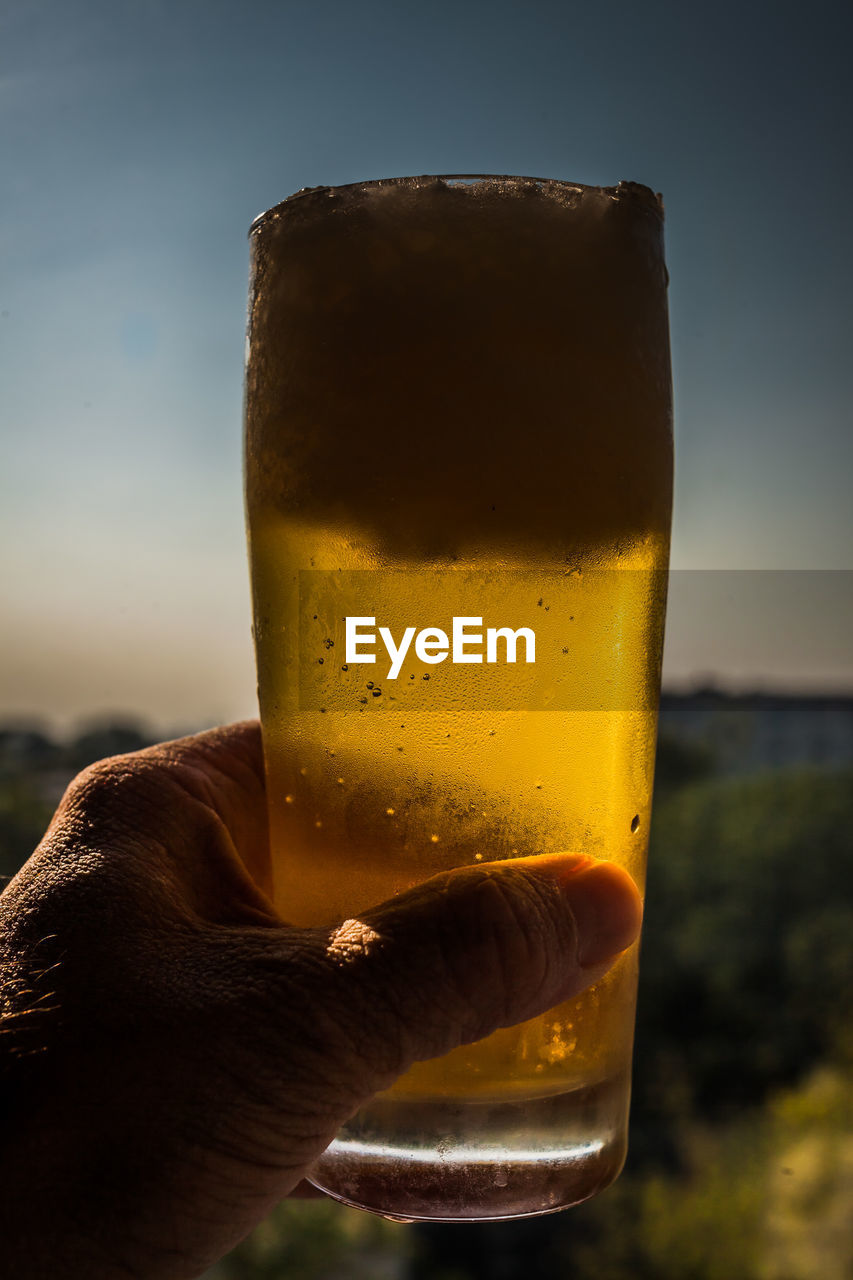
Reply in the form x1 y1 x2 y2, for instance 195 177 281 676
367 682 374 689
284 795 294 805
315 819 323 829
631 814 640 833
386 807 395 816
430 834 439 843
299 767 308 776
336 777 345 786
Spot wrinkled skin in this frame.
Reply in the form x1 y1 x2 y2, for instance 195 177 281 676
0 722 641 1279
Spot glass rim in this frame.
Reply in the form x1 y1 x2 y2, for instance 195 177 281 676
248 175 662 236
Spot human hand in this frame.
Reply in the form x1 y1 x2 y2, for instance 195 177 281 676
0 722 641 1279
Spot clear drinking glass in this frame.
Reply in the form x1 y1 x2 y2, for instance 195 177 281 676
244 175 673 1221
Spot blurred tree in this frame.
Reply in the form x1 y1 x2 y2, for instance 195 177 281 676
65 720 155 771
0 779 55 884
219 1199 412 1279
654 732 716 793
763 1067 853 1280
635 767 853 1136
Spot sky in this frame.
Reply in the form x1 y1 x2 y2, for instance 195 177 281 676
1 0 851 731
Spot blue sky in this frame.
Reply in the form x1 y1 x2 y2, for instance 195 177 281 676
2 0 851 727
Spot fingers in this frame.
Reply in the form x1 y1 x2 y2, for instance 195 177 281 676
29 720 276 924
139 721 271 898
317 853 642 1094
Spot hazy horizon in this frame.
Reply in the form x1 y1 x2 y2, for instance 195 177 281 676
3 567 852 737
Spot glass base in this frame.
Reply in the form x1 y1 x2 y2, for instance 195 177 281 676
308 1072 630 1222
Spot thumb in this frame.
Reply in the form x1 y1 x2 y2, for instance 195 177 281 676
318 853 642 1097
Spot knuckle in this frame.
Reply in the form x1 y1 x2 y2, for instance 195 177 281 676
57 755 158 846
441 866 571 1023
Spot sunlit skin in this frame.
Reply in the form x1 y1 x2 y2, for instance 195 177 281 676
0 722 641 1279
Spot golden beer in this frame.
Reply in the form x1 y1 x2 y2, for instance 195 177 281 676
245 176 673 1219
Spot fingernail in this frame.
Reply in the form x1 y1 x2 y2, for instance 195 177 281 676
562 861 643 968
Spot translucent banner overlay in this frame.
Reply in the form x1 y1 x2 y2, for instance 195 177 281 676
295 569 853 713
661 570 853 693
297 568 667 713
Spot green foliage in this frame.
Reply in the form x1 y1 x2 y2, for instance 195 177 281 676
762 1067 853 1280
635 768 853 1131
0 779 55 884
564 1124 769 1280
654 732 716 793
219 1198 412 1280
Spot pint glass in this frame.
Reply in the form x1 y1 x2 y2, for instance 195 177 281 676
244 175 673 1221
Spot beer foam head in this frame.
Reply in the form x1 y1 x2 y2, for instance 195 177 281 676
246 176 672 565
